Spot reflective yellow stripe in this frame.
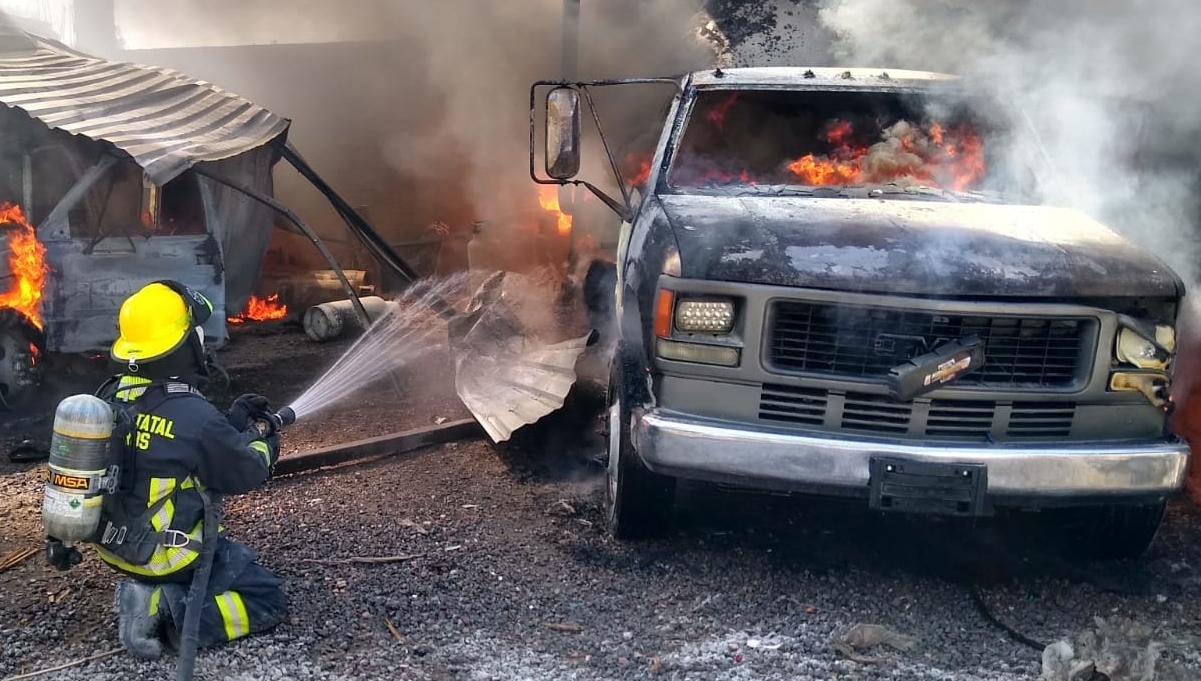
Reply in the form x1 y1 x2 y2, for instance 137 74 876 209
249 440 271 465
148 478 176 532
94 518 204 577
148 478 176 505
94 543 200 576
95 476 211 577
116 376 152 402
148 587 162 616
214 592 250 640
160 499 175 530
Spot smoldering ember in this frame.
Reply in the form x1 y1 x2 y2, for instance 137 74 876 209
2 2 1201 680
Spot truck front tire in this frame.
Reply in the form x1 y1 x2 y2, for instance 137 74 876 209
605 376 675 540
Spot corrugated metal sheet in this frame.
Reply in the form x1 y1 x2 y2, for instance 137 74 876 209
456 331 594 443
449 271 595 442
0 27 289 184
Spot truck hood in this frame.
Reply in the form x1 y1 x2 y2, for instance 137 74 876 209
659 195 1181 298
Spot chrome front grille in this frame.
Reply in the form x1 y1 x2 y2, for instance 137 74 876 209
758 384 1076 441
768 301 1094 389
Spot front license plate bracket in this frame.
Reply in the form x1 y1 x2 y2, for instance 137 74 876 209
868 457 988 517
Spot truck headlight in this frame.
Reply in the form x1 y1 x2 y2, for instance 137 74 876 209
674 298 735 333
1115 324 1175 370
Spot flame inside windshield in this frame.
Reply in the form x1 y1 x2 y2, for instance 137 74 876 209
667 89 992 192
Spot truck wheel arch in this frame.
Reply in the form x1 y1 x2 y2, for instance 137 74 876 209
605 346 675 539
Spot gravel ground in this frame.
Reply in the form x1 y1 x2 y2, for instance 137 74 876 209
3 324 1201 681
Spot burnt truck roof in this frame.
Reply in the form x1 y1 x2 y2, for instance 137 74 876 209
686 67 960 90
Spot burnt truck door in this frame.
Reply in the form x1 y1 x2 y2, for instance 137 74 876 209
37 155 226 354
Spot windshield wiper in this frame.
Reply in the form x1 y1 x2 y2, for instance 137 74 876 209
719 183 953 199
729 184 816 197
868 184 1010 203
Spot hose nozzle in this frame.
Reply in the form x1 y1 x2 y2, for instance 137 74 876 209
271 406 296 431
252 407 297 439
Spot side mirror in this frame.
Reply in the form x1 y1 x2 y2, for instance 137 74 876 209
545 87 581 180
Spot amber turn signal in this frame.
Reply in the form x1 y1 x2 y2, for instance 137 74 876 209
654 289 675 338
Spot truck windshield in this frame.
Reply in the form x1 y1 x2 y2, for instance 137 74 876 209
667 88 1009 195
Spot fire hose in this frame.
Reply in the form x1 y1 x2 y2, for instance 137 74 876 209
174 488 218 681
177 408 294 681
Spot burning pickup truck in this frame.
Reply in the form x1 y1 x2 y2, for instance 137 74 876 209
534 67 1190 558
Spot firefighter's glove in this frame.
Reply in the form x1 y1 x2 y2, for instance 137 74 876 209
228 393 272 431
45 538 82 571
265 433 281 468
246 419 282 466
249 415 280 440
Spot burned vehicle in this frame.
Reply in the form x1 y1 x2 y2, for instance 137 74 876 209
533 67 1190 558
0 30 435 410
0 30 290 406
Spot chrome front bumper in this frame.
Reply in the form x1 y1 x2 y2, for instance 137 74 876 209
632 409 1191 501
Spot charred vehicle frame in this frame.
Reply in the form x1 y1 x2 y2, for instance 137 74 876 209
531 67 1190 559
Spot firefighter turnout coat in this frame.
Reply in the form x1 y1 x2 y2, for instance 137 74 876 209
92 375 278 579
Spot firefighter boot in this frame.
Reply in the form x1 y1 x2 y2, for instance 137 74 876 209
115 580 164 660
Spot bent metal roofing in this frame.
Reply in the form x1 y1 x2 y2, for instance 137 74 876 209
0 26 290 185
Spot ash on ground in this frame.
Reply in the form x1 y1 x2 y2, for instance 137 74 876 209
2 326 1200 681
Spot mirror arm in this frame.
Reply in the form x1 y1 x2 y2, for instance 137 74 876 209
579 85 633 213
573 180 632 222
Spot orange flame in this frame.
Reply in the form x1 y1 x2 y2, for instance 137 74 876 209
929 122 985 190
786 120 985 191
786 155 859 185
537 185 573 236
825 119 855 146
0 203 49 330
626 152 653 187
227 293 288 324
705 92 740 131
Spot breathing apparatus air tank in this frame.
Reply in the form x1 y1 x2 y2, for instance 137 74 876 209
42 394 115 542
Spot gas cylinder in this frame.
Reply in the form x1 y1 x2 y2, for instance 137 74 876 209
302 296 395 342
41 394 114 542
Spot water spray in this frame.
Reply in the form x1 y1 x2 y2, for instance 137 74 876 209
281 274 470 421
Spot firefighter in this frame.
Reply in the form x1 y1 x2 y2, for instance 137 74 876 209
45 280 288 659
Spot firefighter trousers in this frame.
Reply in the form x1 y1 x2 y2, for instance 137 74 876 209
119 536 288 652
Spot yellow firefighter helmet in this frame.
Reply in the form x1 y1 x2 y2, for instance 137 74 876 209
111 282 205 364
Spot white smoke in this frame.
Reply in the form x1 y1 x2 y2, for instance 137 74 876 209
103 0 719 255
812 0 1201 428
815 0 1201 286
